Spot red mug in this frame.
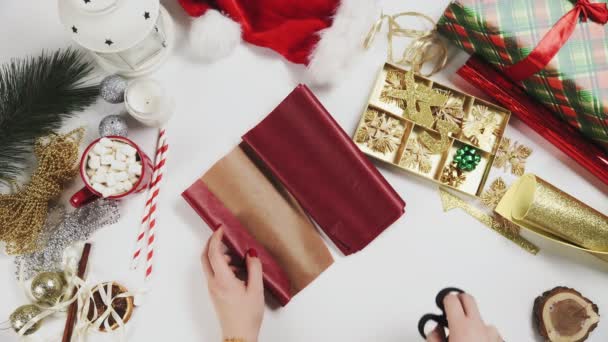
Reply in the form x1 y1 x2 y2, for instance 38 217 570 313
70 136 153 208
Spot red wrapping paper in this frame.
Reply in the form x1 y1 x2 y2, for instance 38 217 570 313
457 56 608 186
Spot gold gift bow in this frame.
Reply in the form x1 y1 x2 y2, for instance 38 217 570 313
496 174 608 262
364 12 448 77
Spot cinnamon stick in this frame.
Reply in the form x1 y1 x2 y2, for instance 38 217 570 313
62 243 91 342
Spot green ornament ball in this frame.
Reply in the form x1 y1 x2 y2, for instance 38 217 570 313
31 272 66 306
9 304 42 335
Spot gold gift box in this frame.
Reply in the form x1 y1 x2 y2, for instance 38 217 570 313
353 63 511 196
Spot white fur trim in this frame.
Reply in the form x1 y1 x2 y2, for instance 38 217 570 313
189 9 241 62
307 0 380 86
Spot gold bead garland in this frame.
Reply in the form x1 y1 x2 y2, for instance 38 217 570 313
0 128 84 255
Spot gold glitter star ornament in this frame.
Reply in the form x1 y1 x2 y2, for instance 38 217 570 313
382 70 448 128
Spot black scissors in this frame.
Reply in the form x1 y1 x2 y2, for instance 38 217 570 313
418 287 465 341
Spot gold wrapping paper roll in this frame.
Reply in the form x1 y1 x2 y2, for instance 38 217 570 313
496 174 608 256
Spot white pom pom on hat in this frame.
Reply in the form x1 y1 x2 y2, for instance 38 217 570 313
189 9 241 62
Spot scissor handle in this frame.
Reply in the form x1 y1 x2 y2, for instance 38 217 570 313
418 313 448 341
436 287 465 311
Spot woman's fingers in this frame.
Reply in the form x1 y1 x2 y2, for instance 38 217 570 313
245 248 264 294
444 294 465 323
486 325 502 341
425 326 444 342
208 228 236 282
201 234 213 278
459 293 481 320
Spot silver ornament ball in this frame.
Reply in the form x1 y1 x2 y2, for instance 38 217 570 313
31 271 67 306
99 115 129 137
100 75 128 104
10 304 43 335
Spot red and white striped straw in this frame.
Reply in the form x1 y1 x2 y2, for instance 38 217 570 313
143 131 168 281
131 128 167 272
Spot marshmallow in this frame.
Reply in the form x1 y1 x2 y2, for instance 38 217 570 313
99 137 114 147
92 182 106 194
116 152 127 162
120 144 137 157
105 173 118 187
85 139 142 194
118 181 133 193
93 143 110 156
87 155 101 169
92 173 107 183
114 171 129 182
111 160 127 171
101 187 114 198
100 155 114 165
128 163 142 176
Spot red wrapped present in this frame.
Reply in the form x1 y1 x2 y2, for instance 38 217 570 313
437 0 608 184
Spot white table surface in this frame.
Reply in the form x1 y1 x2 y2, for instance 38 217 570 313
1 1 607 341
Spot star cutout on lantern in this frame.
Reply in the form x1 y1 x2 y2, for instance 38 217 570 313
355 109 404 154
144 11 151 20
105 39 113 46
71 26 78 34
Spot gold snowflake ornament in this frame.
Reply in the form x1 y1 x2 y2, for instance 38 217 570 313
400 138 432 174
380 68 407 108
494 137 532 176
433 90 465 128
480 178 508 209
355 109 404 154
463 105 500 151
480 177 521 235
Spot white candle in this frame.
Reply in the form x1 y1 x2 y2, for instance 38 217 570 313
125 78 174 127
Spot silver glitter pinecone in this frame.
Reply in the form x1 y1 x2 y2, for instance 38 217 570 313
99 114 129 137
100 74 128 104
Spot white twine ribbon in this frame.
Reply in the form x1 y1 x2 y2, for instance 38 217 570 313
364 11 448 77
15 246 145 342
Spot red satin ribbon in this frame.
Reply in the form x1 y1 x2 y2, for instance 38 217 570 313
504 0 608 82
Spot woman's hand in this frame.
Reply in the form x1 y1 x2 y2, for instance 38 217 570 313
427 293 502 342
202 228 265 342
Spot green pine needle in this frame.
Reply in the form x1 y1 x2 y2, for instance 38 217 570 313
0 47 99 183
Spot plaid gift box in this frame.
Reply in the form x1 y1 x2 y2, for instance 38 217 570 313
437 0 608 152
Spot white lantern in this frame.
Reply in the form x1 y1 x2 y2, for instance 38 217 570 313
57 0 175 77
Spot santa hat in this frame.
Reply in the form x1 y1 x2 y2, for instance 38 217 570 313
177 0 379 86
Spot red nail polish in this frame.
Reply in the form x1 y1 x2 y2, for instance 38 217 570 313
247 248 258 258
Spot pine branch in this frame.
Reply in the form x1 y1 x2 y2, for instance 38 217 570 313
0 47 99 183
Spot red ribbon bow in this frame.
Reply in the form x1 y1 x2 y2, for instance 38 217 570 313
504 0 608 81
